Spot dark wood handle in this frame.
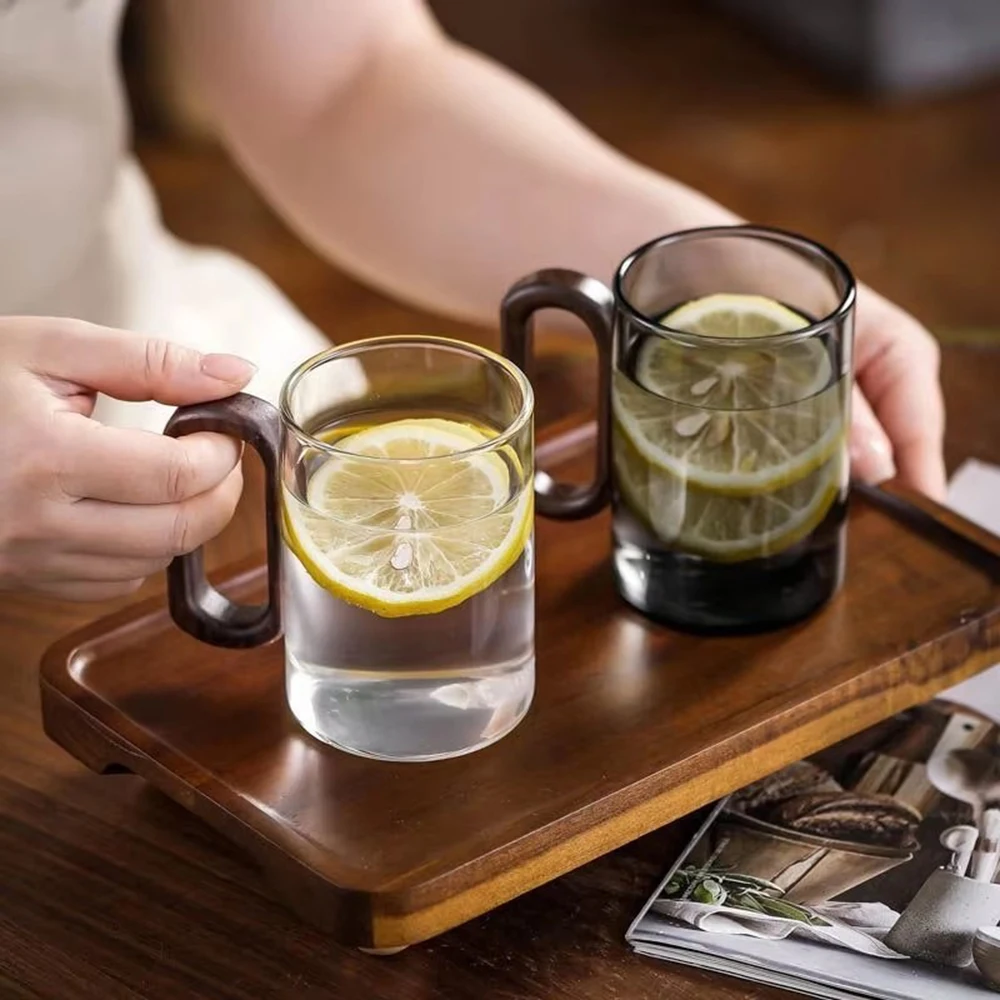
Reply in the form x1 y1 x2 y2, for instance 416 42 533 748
501 269 614 519
164 393 282 648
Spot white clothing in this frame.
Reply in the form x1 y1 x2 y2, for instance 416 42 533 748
0 0 361 431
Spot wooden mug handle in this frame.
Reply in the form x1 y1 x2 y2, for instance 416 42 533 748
164 393 283 648
501 269 614 519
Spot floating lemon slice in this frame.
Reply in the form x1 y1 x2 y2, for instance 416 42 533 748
656 293 814 342
613 419 844 562
284 418 532 617
613 293 843 496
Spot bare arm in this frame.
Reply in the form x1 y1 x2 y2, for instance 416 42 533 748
166 0 944 498
167 0 736 322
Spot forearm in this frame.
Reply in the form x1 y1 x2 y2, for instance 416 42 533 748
204 35 738 325
167 0 945 499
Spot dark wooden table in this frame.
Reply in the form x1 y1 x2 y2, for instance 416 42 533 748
0 337 997 1000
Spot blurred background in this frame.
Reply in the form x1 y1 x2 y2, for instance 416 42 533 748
120 0 1000 346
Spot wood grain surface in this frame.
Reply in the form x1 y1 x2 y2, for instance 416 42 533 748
37 361 1000 952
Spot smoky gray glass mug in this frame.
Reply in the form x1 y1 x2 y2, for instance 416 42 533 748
501 224 856 633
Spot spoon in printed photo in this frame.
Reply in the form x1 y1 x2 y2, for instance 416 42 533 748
941 824 979 877
927 747 1000 827
972 809 1000 883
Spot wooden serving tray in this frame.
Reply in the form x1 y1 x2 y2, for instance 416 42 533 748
40 426 1000 951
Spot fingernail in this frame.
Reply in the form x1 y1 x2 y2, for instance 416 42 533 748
200 354 257 383
859 434 897 484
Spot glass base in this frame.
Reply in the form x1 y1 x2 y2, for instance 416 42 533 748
612 528 846 634
285 653 535 762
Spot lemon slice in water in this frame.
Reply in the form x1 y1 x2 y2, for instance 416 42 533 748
656 293 813 341
613 420 843 562
613 293 843 496
284 418 532 617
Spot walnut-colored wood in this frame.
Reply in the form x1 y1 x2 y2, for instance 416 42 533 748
39 388 1000 951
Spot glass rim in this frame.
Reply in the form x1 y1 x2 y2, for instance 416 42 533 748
278 334 534 463
613 224 857 349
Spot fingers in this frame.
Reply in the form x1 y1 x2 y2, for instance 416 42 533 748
849 385 896 486
0 317 255 599
5 464 242 600
55 414 242 503
57 465 244 560
855 289 947 501
40 579 146 603
23 318 256 404
32 554 173 584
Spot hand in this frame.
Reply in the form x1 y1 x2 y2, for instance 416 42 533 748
0 317 255 601
851 287 947 501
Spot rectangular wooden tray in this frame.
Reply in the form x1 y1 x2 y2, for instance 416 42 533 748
40 425 1000 951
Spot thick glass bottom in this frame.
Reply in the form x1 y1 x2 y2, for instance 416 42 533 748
612 507 847 634
286 652 535 762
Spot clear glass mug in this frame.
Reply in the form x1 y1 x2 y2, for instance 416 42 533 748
502 225 855 633
165 337 539 762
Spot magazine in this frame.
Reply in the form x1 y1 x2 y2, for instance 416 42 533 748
627 460 1000 999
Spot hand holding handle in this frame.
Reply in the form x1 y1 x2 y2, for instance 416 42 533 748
165 393 282 648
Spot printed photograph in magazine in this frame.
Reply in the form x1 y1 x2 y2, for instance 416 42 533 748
630 665 1000 999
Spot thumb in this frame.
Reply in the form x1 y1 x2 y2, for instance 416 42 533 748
850 385 897 486
27 320 257 405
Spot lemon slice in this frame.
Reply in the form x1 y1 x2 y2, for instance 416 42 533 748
613 293 843 495
658 293 813 341
284 418 532 617
613 419 843 562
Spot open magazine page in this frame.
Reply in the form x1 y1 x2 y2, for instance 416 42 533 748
628 460 1000 1000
